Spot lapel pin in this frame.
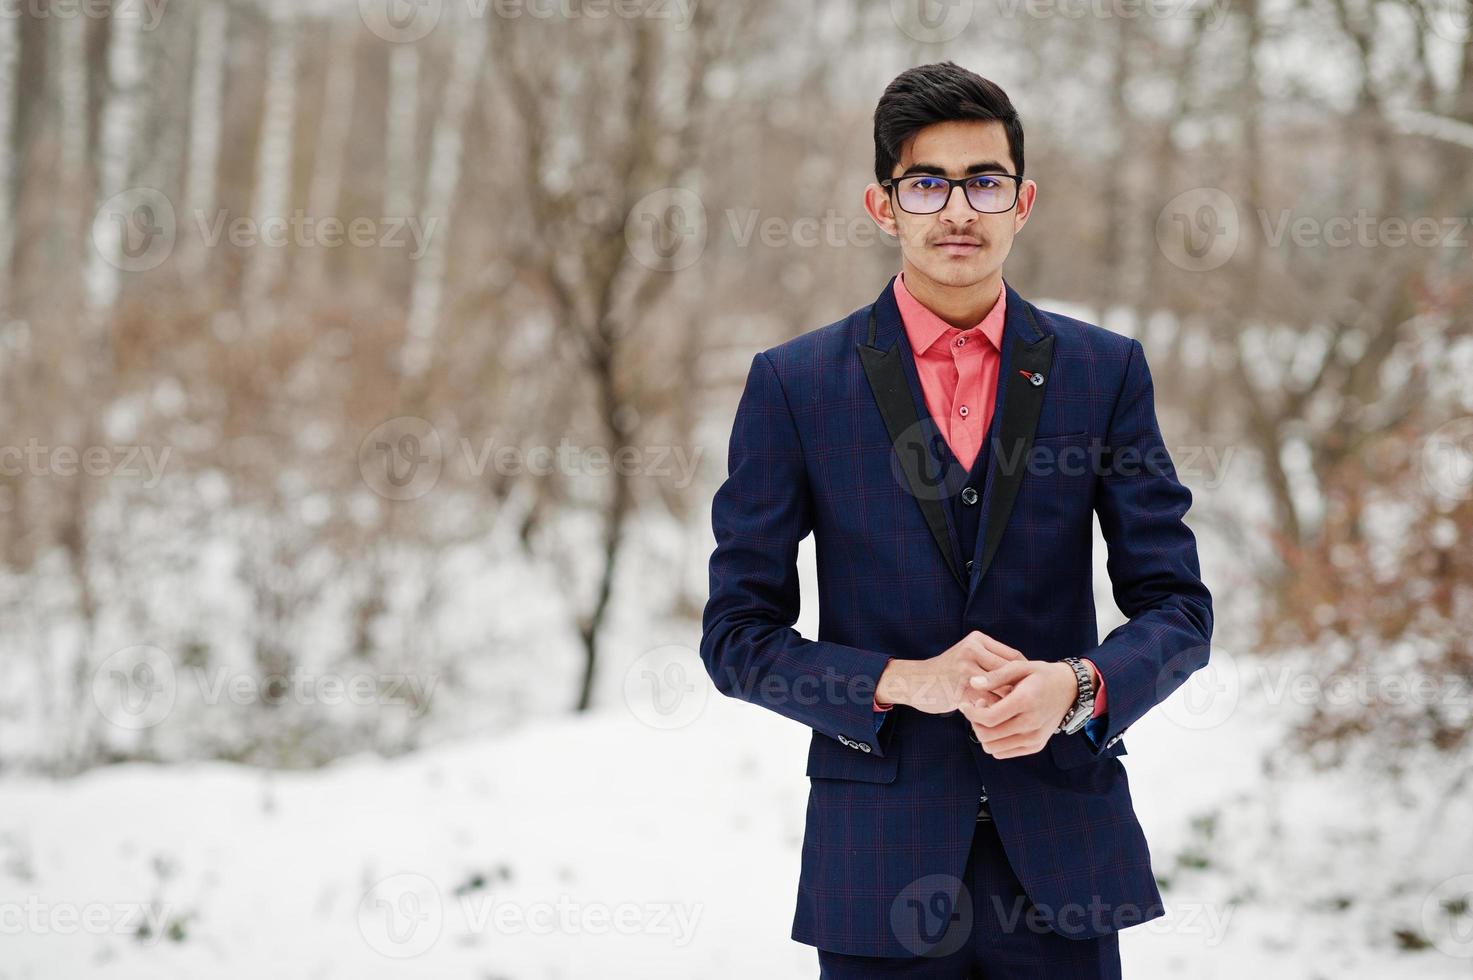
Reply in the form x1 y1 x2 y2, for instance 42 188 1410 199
1019 369 1044 386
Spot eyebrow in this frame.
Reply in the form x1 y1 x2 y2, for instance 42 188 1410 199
897 161 1011 177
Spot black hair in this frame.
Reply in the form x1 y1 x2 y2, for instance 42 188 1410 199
873 62 1024 186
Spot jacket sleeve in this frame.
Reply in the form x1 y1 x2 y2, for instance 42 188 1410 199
1083 338 1214 753
700 351 895 755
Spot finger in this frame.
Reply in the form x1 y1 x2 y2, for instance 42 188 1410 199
971 660 1032 695
964 632 1018 665
975 714 1034 742
977 633 1025 661
960 688 1003 711
958 693 1000 723
979 732 1047 757
970 677 1034 728
966 644 1015 673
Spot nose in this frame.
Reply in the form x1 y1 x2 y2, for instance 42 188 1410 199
939 183 976 225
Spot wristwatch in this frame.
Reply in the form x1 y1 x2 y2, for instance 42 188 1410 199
1055 657 1096 735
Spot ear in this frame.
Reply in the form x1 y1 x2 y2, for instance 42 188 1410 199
1014 179 1038 228
863 182 899 239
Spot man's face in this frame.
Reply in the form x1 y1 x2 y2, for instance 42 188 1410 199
864 119 1036 289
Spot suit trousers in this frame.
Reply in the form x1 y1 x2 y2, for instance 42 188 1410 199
816 813 1123 979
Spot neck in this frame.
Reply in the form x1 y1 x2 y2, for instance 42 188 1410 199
900 260 1003 329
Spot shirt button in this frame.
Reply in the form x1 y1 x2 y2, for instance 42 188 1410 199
958 405 969 418
956 336 966 346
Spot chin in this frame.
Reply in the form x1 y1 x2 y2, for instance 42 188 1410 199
915 255 992 288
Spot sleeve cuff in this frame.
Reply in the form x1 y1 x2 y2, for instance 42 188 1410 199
1082 657 1107 718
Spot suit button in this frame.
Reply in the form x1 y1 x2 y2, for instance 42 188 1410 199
965 559 974 572
960 486 978 505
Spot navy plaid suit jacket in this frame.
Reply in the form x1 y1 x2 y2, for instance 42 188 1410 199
700 275 1213 958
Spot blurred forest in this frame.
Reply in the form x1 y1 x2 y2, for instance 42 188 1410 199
0 0 1468 776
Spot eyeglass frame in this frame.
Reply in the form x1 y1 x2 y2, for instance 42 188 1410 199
880 172 1024 215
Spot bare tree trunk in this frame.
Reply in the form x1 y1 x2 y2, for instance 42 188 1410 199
401 24 486 383
384 45 418 219
53 11 90 283
84 6 145 332
302 14 358 292
244 0 298 324
0 13 17 313
182 0 228 278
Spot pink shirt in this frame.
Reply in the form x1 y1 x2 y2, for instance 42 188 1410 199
874 272 1106 719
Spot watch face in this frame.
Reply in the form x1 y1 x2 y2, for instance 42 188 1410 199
1063 708 1090 735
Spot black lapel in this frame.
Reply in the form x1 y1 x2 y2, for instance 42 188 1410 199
857 308 968 590
969 299 1054 591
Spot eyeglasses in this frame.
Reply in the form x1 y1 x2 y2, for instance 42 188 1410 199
881 173 1023 214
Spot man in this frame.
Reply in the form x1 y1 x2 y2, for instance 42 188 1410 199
699 61 1213 978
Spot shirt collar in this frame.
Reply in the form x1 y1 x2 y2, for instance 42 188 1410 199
893 271 1007 357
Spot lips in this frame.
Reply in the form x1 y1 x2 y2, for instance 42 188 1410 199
935 239 981 255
